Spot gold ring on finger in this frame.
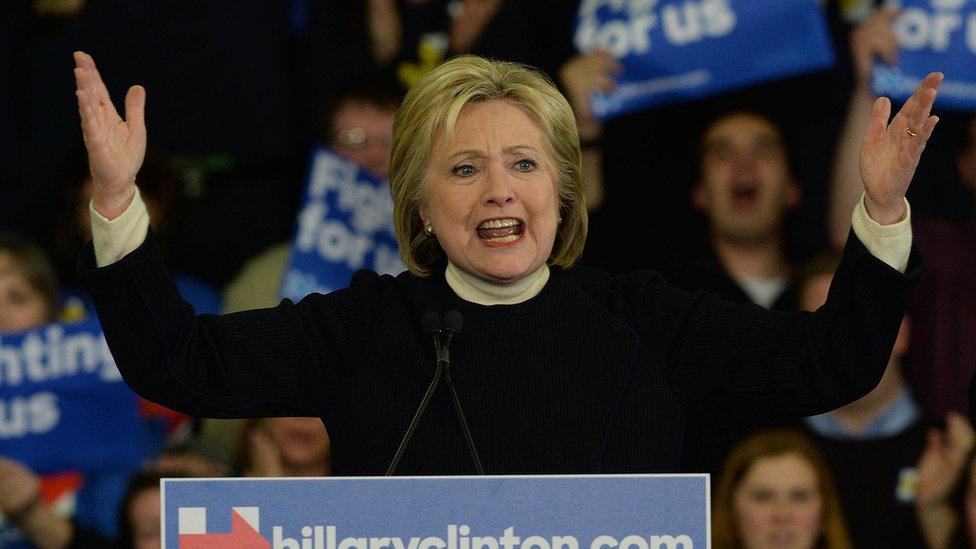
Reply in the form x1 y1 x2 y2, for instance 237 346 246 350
906 127 918 138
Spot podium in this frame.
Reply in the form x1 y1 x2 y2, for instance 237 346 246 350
162 475 709 549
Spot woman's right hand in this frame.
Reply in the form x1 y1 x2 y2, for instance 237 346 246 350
73 51 147 220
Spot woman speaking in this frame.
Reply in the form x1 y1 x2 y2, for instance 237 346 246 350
73 51 940 475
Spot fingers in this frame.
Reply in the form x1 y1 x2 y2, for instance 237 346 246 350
873 9 900 65
72 51 121 126
946 412 976 455
74 51 113 107
894 72 941 129
867 96 891 144
124 85 147 136
910 72 943 131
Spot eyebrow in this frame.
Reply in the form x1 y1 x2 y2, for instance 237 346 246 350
704 134 783 151
446 145 541 159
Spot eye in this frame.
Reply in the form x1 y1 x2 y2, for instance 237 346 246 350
452 164 477 177
749 489 774 503
7 289 28 305
515 158 537 172
790 489 814 503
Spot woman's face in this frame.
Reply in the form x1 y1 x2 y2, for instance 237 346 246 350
0 252 49 333
330 101 396 180
265 417 331 470
733 453 824 549
420 99 560 283
129 487 161 549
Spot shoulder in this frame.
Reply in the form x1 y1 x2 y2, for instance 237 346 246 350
558 264 670 313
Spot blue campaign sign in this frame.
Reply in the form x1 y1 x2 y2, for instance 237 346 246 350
574 0 836 119
872 0 976 111
282 147 405 302
163 475 708 549
0 316 144 474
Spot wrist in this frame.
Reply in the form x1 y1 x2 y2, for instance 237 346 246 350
864 195 906 225
92 185 136 221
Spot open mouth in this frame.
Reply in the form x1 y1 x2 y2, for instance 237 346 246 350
477 218 524 243
731 182 760 209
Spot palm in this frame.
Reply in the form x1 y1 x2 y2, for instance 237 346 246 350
916 414 975 509
73 52 146 212
858 72 942 222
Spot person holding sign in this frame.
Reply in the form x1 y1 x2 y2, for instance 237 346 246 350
75 49 941 475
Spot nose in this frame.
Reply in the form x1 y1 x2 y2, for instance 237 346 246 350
482 160 515 206
732 150 758 174
771 504 796 524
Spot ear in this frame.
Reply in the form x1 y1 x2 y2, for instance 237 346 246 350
785 179 802 209
692 182 708 212
957 150 976 191
418 204 429 226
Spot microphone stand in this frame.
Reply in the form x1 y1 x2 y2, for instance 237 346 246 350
385 311 484 476
439 312 485 474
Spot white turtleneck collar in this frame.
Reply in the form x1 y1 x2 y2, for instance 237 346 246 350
444 261 550 305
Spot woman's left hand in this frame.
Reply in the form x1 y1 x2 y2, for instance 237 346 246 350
859 72 942 225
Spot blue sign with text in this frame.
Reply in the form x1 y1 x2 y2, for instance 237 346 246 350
0 317 143 474
872 0 976 111
574 0 836 119
163 475 709 549
282 147 405 302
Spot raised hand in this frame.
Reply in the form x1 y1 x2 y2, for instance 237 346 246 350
916 412 975 510
73 51 147 220
247 428 286 477
0 456 41 519
850 8 899 90
859 72 942 225
558 51 621 141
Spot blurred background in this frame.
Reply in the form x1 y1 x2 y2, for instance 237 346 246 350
1 0 975 547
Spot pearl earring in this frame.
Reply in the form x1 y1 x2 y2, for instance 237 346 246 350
424 223 434 236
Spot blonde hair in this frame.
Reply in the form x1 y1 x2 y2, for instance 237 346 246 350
389 55 587 276
712 429 853 549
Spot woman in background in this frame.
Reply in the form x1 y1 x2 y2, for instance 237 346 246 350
712 429 852 549
239 417 332 477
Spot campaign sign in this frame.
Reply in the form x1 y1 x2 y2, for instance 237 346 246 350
0 316 144 474
574 0 836 119
282 147 405 302
162 475 709 549
872 0 976 111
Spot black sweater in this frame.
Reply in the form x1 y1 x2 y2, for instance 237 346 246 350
81 231 921 475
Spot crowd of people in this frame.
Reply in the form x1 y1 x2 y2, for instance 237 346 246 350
1 0 975 548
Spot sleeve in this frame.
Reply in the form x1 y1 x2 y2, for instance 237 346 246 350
851 192 912 273
80 231 372 420
89 186 150 267
636 230 922 417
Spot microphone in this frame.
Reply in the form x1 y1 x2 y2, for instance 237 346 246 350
386 310 484 475
442 310 463 333
437 311 484 475
385 311 447 476
432 310 463 365
421 311 441 333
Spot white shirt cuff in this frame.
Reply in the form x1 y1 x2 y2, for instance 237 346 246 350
850 192 913 273
90 187 150 267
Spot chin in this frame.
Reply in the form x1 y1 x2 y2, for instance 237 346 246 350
479 258 541 283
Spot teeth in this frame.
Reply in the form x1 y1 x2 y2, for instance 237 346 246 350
489 234 520 243
478 218 520 229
